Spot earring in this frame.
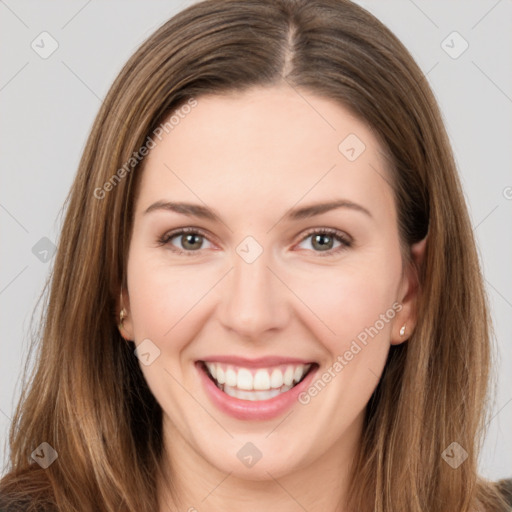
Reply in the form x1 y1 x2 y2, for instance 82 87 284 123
118 308 127 331
399 324 406 337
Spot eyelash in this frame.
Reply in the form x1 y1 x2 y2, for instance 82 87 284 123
158 226 352 258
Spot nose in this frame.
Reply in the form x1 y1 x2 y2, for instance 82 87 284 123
217 245 290 340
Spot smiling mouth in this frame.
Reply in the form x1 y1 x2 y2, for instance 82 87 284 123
199 361 317 401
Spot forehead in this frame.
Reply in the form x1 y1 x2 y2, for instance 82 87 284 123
136 85 395 224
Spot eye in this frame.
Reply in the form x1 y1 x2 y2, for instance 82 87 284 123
158 227 214 256
158 227 352 257
296 228 352 256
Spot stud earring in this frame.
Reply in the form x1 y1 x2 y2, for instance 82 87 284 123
399 324 406 337
118 308 127 331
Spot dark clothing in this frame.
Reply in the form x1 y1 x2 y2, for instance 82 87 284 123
1 478 512 510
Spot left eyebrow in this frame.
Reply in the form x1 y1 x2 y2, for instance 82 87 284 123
284 199 373 220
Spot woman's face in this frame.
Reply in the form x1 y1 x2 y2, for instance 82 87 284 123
121 85 423 481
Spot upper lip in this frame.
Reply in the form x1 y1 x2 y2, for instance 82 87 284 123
199 355 316 368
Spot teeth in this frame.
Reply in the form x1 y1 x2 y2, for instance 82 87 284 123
283 366 294 386
253 369 271 390
293 365 305 383
204 362 312 396
225 368 237 387
223 384 293 401
237 369 253 390
216 366 226 384
270 368 283 388
205 362 217 380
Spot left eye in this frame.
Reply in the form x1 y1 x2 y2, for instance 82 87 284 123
296 229 352 256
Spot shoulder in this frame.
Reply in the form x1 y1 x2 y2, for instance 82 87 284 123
0 467 56 512
0 497 29 511
0 497 53 512
496 478 512 506
0 499 47 512
0 492 53 512
0 503 25 512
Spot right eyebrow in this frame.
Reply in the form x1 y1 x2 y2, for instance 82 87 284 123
144 201 220 221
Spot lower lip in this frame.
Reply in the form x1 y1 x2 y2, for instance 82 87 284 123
196 362 318 421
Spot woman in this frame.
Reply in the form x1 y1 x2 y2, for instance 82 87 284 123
1 0 510 510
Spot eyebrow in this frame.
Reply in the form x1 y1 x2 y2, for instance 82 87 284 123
143 199 373 222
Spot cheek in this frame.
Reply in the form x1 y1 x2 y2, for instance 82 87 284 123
126 249 224 358
297 256 401 354
126 252 194 340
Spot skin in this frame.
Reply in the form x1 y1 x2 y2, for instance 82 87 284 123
119 84 425 512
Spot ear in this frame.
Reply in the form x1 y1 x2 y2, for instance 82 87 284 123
391 236 427 345
117 287 134 341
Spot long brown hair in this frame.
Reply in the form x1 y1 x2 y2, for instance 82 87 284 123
1 0 508 510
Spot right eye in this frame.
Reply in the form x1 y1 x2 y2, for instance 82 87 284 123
158 227 215 256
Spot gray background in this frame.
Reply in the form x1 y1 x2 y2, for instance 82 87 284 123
1 0 511 479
